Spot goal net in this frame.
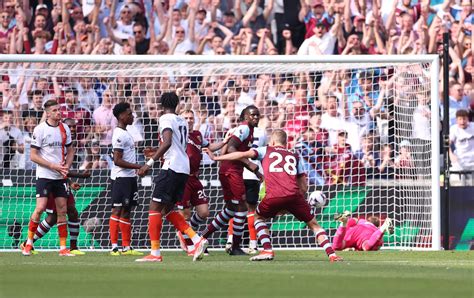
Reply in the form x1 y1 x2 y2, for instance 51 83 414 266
0 55 440 251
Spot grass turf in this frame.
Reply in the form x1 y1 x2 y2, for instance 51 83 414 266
1 250 472 298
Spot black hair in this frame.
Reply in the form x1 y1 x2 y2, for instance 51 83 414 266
43 99 59 110
239 105 259 122
63 118 76 125
161 92 179 110
112 102 130 119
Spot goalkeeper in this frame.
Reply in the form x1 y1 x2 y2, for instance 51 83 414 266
332 211 392 251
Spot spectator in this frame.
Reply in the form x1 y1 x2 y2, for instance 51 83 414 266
378 144 395 179
22 90 44 120
17 116 37 170
354 134 380 177
60 87 92 146
447 82 470 126
92 89 116 147
449 109 474 171
297 13 341 55
0 110 24 168
394 140 414 178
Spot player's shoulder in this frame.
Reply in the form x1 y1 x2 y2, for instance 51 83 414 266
190 130 202 139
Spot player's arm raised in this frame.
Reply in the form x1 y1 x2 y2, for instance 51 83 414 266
138 128 172 176
206 131 233 152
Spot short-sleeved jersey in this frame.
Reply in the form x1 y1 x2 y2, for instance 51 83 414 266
252 146 305 199
243 127 267 180
159 113 190 174
344 219 383 251
31 121 72 180
111 127 136 179
219 123 254 174
187 130 209 176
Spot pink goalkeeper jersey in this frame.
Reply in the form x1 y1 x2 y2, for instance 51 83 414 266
344 219 383 251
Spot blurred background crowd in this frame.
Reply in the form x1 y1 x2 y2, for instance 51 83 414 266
0 0 472 185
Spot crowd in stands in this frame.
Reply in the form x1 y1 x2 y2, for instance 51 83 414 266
0 0 472 185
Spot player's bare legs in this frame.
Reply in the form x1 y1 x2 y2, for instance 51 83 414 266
361 218 392 251
307 218 342 262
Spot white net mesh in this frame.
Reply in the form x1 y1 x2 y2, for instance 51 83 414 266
0 57 438 250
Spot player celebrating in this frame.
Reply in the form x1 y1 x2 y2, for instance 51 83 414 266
21 118 89 255
136 92 208 262
205 129 343 262
332 211 392 251
201 105 261 255
23 100 75 256
109 102 144 256
226 125 267 254
175 109 232 254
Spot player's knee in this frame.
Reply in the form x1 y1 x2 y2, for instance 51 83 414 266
198 208 209 219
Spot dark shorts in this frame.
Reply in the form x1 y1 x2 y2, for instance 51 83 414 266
177 175 209 209
36 178 70 199
219 172 245 203
46 192 75 214
244 179 260 205
111 177 139 208
256 195 313 223
152 169 188 206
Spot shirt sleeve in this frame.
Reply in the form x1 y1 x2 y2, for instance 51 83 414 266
159 116 174 134
232 125 250 143
112 130 125 152
30 125 42 149
252 146 267 161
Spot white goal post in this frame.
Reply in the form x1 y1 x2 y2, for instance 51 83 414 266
0 54 440 251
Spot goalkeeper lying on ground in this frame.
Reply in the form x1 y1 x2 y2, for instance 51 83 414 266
332 211 393 251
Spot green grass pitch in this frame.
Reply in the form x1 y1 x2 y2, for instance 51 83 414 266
1 250 472 298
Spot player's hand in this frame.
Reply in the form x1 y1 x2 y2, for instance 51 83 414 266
143 147 156 158
203 148 216 160
138 165 150 177
52 163 69 177
81 169 91 178
255 171 264 183
70 182 81 191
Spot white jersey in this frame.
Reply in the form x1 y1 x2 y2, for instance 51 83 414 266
31 121 72 180
159 113 190 174
111 127 137 179
243 127 267 180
